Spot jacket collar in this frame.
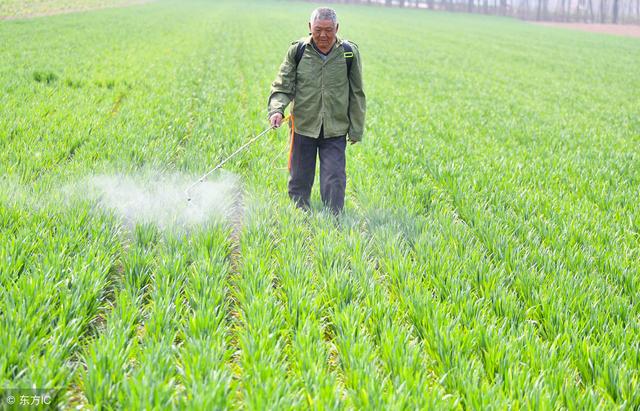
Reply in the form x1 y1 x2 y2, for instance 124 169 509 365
304 35 344 52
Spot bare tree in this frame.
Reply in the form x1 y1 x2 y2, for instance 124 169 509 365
519 0 529 18
543 0 549 19
600 0 607 21
536 0 543 19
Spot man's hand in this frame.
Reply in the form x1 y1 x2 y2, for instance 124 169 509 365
348 139 358 145
270 113 284 128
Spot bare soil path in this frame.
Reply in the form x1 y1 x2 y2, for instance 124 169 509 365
534 22 640 38
0 0 153 20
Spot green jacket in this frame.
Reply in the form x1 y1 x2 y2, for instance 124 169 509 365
268 36 366 141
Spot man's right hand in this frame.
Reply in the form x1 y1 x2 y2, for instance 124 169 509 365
269 113 284 128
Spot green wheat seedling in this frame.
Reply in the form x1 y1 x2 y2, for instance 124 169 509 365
1 0 639 408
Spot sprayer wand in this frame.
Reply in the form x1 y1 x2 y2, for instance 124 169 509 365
185 114 290 201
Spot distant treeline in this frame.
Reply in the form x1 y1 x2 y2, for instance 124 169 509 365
325 0 640 24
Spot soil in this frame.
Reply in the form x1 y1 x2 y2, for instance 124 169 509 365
534 22 640 38
0 0 153 20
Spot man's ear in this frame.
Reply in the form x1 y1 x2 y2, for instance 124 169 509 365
308 22 312 34
336 23 339 33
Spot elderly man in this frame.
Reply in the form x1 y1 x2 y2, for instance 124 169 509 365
268 7 366 215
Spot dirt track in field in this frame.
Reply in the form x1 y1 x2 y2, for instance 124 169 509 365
0 0 153 20
534 22 640 38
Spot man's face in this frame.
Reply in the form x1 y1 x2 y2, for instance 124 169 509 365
309 19 338 51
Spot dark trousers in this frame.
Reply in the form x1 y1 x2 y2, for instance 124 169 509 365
288 127 346 214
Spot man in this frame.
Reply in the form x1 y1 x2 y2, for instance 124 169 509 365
267 7 366 215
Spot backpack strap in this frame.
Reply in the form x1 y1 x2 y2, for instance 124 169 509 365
342 41 354 76
294 41 306 66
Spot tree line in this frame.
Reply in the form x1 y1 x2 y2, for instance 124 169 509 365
331 0 640 24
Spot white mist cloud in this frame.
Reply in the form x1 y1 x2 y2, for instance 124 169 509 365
79 171 239 229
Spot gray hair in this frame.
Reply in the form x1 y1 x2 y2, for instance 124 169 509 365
310 7 338 26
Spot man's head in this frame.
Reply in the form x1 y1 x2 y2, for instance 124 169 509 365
309 8 339 52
